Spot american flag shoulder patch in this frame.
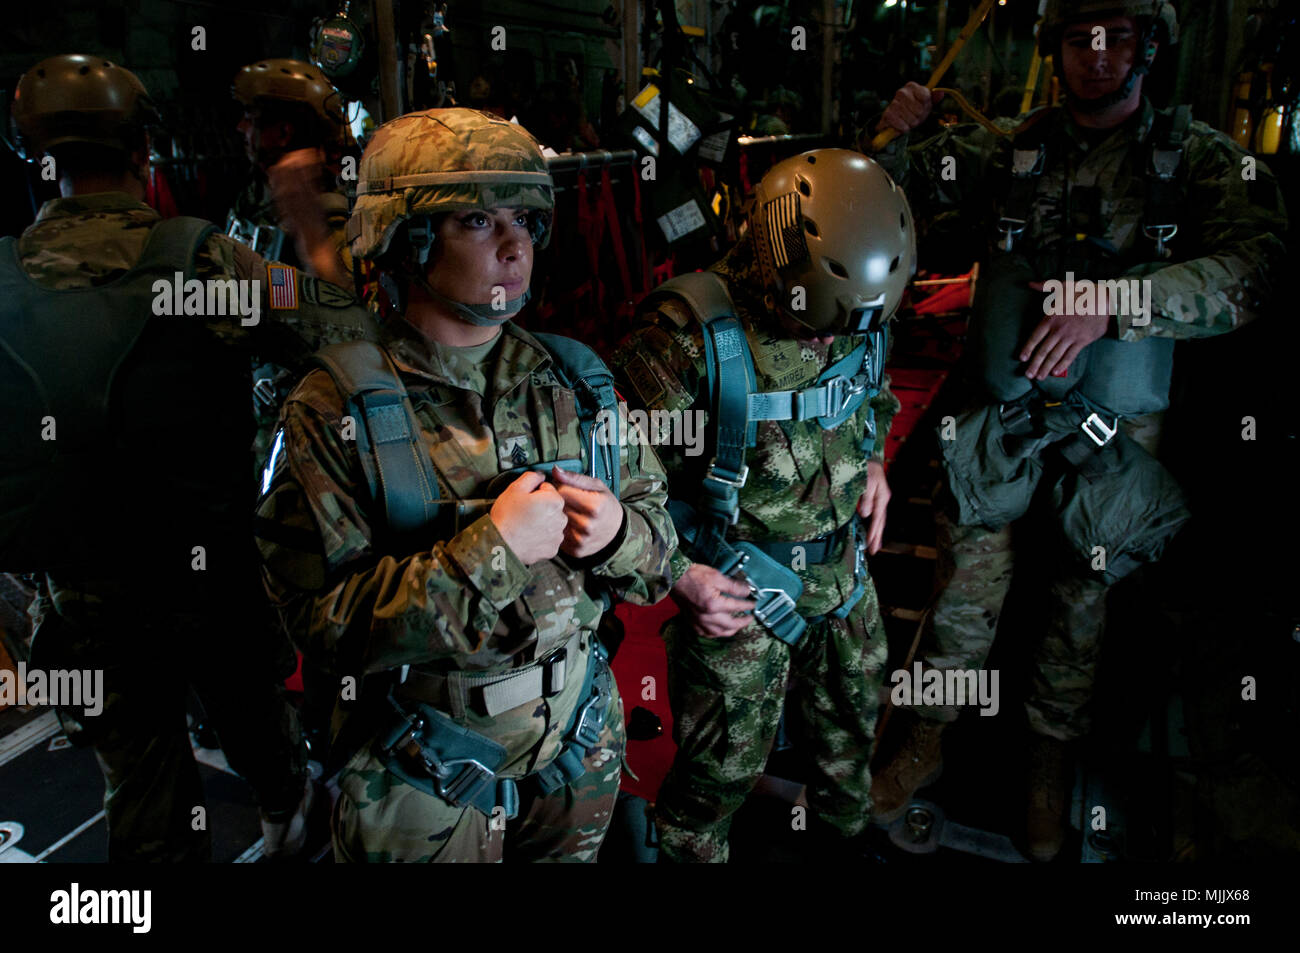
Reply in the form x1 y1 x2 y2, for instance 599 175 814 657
267 263 298 310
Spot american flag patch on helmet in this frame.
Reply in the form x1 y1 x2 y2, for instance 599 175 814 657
764 192 809 269
267 264 298 310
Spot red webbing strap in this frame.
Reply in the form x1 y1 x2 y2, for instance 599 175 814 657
628 165 652 296
599 167 634 317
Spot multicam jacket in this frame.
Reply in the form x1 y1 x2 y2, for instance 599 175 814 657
868 98 1288 341
254 316 676 772
610 237 900 620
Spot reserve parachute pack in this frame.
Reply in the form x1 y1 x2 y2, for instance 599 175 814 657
305 332 621 539
978 104 1193 473
303 331 620 818
0 217 254 577
641 271 886 646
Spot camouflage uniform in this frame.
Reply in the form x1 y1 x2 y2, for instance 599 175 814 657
17 191 377 861
229 179 357 486
611 236 901 861
872 98 1287 738
255 317 677 862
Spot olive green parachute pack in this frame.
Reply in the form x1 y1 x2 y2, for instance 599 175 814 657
0 217 255 584
942 103 1195 584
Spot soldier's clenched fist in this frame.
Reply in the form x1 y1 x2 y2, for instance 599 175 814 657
551 466 625 559
491 470 567 565
876 82 945 136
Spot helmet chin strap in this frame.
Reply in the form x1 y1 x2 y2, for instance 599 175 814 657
410 270 528 327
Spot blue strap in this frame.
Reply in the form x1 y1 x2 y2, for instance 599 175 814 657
313 342 442 534
694 315 758 565
532 643 612 795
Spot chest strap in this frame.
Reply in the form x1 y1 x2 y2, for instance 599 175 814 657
746 332 885 434
998 105 1192 257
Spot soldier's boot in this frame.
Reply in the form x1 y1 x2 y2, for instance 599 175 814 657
261 777 317 861
869 712 946 824
1025 734 1070 863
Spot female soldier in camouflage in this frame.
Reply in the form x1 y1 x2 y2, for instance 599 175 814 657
255 108 676 862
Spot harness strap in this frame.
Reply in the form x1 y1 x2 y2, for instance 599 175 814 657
748 521 853 566
378 637 611 818
529 642 613 796
314 342 442 534
1144 104 1192 257
599 167 635 315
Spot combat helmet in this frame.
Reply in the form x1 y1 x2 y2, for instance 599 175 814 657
232 58 352 148
348 107 554 324
749 149 915 335
10 54 158 159
1039 1 1178 111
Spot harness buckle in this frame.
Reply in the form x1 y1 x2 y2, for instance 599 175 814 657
704 460 749 489
1081 412 1119 447
1012 147 1046 177
436 757 501 805
1143 222 1178 258
753 586 799 628
996 218 1027 252
1149 148 1181 181
569 682 608 750
820 375 863 419
540 647 568 697
253 376 277 410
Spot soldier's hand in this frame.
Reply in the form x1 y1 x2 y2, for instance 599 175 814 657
671 563 757 639
1022 282 1111 380
551 466 626 559
876 82 945 136
856 460 891 555
490 471 567 566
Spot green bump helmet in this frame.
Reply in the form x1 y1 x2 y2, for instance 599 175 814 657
750 148 916 335
11 54 159 158
348 107 554 264
1038 0 1179 57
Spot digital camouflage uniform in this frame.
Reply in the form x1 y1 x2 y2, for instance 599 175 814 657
255 316 677 862
872 98 1287 739
17 191 377 861
611 236 901 862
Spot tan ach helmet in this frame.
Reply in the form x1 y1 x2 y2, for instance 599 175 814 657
11 54 159 158
750 149 916 335
1039 0 1178 56
232 58 350 142
348 107 554 263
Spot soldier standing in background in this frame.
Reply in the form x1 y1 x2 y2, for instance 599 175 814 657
1 54 376 862
865 0 1287 860
611 149 914 861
